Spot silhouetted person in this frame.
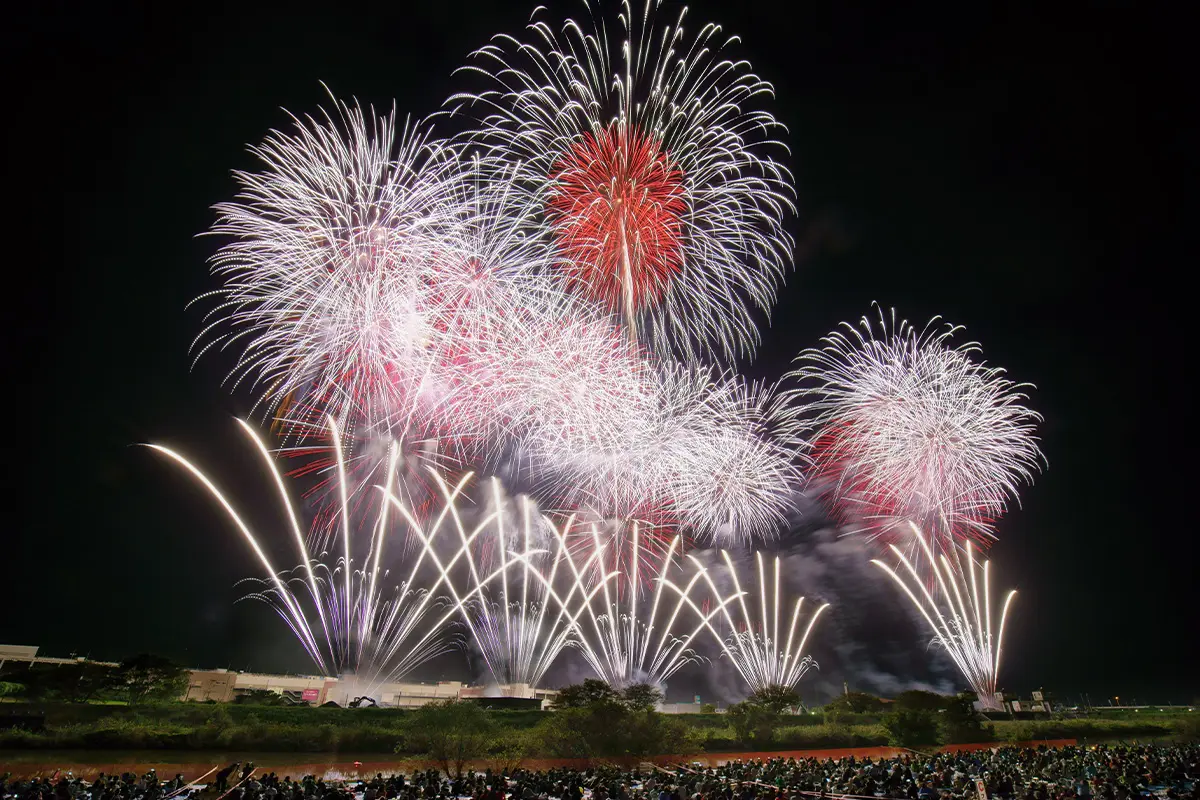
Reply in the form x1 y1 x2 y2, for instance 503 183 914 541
215 764 240 795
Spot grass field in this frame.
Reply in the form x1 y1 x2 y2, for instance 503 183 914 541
2 702 1195 753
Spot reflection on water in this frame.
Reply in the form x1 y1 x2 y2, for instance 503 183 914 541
0 751 420 781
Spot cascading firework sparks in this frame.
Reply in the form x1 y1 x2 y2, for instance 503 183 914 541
872 523 1016 711
527 519 737 688
457 481 582 689
448 0 796 361
149 418 517 695
681 551 829 694
785 304 1043 555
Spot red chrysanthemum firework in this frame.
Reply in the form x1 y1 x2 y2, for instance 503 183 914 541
547 124 687 320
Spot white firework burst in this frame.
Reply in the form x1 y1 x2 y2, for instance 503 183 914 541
784 304 1043 553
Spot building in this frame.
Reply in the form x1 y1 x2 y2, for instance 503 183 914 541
194 673 560 708
0 644 119 671
3 644 563 709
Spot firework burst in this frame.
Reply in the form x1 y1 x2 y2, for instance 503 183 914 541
872 523 1016 710
523 364 803 546
197 95 563 465
448 0 795 360
785 304 1043 554
197 98 459 442
197 91 802 548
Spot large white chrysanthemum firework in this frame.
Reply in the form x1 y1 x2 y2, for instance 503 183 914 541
784 305 1043 552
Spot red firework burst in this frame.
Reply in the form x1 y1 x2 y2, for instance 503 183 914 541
547 124 687 317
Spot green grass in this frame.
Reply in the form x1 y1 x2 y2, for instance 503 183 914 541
0 703 1194 754
990 718 1178 742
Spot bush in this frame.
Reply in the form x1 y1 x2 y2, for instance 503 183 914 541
727 701 779 746
403 700 496 777
882 709 941 748
940 695 994 744
825 691 886 714
994 719 1171 743
1173 714 1200 740
775 723 888 749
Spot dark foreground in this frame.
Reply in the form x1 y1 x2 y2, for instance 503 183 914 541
3 743 1198 800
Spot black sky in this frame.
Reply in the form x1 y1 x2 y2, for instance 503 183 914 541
7 0 1196 703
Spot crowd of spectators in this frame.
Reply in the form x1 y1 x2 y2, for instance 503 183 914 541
3 743 1196 800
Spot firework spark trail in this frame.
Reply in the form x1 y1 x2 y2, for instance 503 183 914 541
872 523 1016 710
676 551 829 693
525 519 739 687
465 487 605 688
447 0 796 361
784 304 1043 555
149 418 522 696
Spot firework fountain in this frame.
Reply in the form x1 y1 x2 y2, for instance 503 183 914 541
519 520 740 688
678 551 829 694
151 418 533 695
461 483 593 689
872 524 1016 709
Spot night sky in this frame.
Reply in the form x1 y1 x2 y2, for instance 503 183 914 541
9 0 1195 704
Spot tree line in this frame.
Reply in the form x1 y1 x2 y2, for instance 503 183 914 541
0 654 189 704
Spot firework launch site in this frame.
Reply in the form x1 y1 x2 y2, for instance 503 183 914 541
3 643 1196 759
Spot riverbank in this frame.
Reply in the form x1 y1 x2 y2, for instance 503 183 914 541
1 703 1191 754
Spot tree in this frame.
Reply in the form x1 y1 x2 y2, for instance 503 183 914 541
825 691 885 714
622 707 700 756
940 694 992 744
882 708 941 748
699 703 717 714
487 728 532 773
533 700 699 759
403 700 496 778
0 663 118 703
64 663 119 703
551 679 622 709
534 703 627 758
727 700 780 746
621 682 663 711
893 690 947 712
115 654 189 704
748 685 801 714
0 681 25 697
